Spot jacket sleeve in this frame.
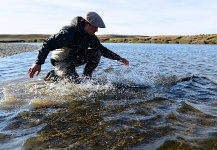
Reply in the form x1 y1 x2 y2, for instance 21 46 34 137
35 29 75 65
91 36 121 61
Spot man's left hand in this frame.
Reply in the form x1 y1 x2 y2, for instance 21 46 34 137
119 58 129 66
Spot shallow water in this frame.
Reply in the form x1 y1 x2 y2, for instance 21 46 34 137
0 43 217 150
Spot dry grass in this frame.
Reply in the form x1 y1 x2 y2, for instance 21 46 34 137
0 34 216 44
0 34 51 42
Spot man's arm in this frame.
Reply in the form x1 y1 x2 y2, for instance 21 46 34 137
28 28 75 78
92 36 129 66
36 29 74 65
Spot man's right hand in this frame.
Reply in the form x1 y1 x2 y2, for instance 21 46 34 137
28 64 41 78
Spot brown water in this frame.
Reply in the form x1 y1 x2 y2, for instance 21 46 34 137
0 43 217 150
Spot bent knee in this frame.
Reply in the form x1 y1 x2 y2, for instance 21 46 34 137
87 49 101 60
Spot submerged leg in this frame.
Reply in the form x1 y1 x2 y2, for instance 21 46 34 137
52 60 79 82
44 70 60 82
83 49 101 78
65 66 79 82
44 59 60 82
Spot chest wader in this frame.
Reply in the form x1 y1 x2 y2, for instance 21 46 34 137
49 48 101 82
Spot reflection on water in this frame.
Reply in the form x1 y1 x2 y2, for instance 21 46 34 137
0 43 217 149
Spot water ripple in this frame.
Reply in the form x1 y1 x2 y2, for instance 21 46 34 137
1 43 217 149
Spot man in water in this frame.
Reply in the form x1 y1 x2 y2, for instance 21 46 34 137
28 12 129 82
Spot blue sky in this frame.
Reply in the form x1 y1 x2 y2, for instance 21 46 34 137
1 0 216 36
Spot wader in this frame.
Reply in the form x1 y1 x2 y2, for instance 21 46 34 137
46 48 101 82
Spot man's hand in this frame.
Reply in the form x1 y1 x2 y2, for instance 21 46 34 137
28 64 41 78
119 58 129 66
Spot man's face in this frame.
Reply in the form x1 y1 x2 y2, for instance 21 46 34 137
84 23 98 36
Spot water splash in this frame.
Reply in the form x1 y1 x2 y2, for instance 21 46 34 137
103 66 153 87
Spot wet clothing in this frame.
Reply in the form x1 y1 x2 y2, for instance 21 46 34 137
35 16 121 79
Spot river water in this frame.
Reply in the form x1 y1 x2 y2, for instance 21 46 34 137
0 43 217 150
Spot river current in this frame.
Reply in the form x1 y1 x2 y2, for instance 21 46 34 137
0 43 217 150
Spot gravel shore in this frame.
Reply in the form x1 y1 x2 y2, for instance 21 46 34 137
0 43 40 57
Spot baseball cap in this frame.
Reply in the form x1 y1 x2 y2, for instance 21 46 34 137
83 12 106 28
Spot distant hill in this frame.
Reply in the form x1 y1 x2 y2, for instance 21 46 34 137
0 34 216 44
97 34 217 44
0 34 51 42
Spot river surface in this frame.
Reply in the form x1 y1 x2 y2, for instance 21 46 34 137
0 43 217 150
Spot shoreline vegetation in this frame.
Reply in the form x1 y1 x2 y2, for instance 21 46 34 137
0 34 217 44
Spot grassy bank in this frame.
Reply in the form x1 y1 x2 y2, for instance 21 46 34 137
0 34 217 44
0 34 51 43
97 34 217 44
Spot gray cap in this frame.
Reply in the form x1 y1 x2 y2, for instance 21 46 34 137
83 12 106 28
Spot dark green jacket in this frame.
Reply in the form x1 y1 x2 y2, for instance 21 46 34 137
36 16 121 65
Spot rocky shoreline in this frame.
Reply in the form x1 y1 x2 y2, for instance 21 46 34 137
0 43 40 57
